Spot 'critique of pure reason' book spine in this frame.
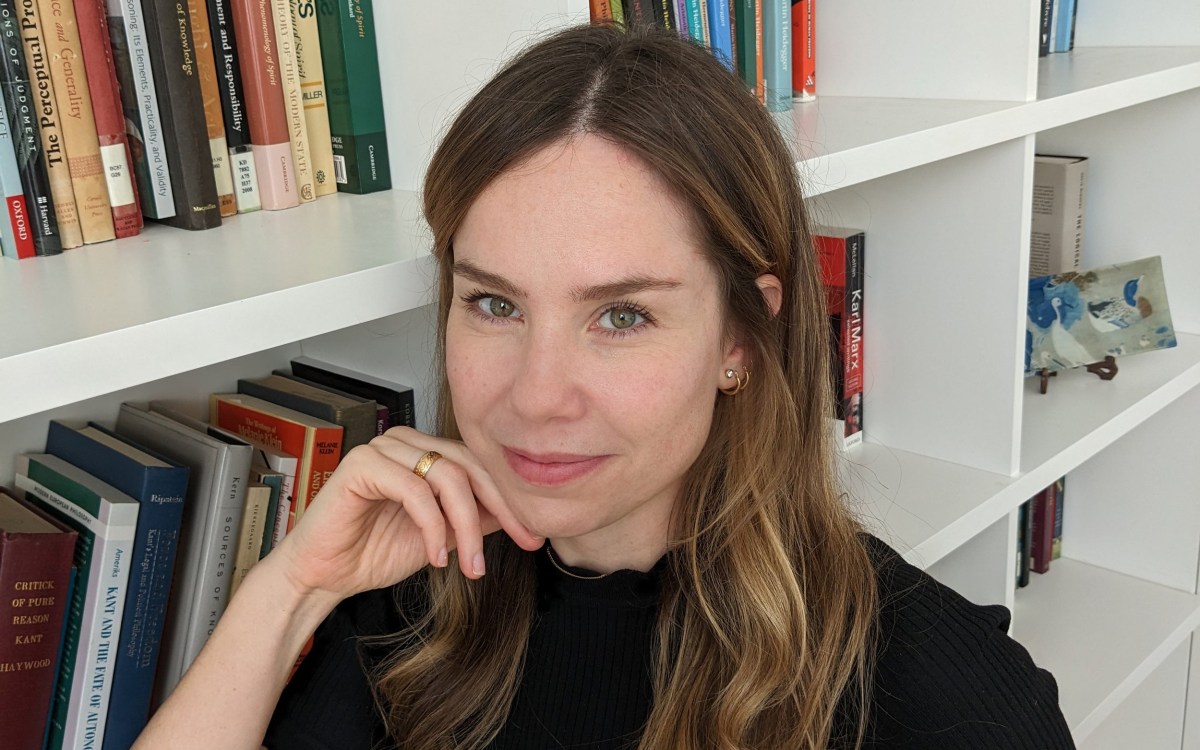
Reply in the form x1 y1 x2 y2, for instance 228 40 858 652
106 0 176 219
761 0 791 112
16 0 83 249
16 453 139 750
290 0 335 196
206 0 260 212
0 84 35 258
0 0 60 255
72 0 142 238
229 0 299 210
138 0 222 230
316 0 391 194
271 0 313 201
790 0 814 101
39 0 117 245
188 0 237 217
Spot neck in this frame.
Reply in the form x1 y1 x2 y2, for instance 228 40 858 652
548 505 673 575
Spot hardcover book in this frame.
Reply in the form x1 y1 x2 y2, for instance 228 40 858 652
228 482 270 597
734 0 762 102
249 464 284 556
39 0 117 245
16 453 139 750
290 0 335 196
238 373 376 457
0 489 76 750
815 226 865 451
1030 482 1056 574
1052 475 1065 560
289 355 415 430
762 0 791 111
45 420 190 750
271 0 314 201
315 0 391 193
1026 255 1178 374
1030 154 1087 277
706 0 732 70
206 0 260 212
0 85 34 258
187 0 237 217
72 0 143 238
791 0 814 100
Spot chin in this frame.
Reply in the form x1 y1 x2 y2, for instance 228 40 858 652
504 491 603 541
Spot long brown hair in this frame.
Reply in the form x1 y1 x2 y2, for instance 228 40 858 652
375 22 877 749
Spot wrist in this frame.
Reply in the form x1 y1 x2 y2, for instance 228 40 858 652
250 543 344 629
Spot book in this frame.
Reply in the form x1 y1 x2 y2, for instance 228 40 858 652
210 392 343 529
113 402 251 704
734 0 762 102
706 0 732 70
139 0 222 230
290 0 335 196
39 0 117 245
16 0 82 249
315 0 391 193
249 464 284 557
790 0 814 101
245 441 297 549
1038 0 1052 57
72 0 142 238
814 227 864 451
107 0 176 219
271 0 314 202
1030 154 1087 277
206 0 260 212
289 355 415 430
44 420 190 750
187 0 237 217
1030 482 1056 574
228 482 270 597
1051 475 1065 560
0 80 34 258
238 373 376 457
762 0 790 111
277 370 387 437
1016 499 1032 588
0 489 76 750
1054 0 1075 54
229 0 300 210
15 453 139 750
1026 255 1178 374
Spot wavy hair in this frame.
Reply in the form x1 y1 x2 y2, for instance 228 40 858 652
374 22 877 749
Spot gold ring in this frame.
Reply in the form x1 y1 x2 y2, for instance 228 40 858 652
412 450 443 479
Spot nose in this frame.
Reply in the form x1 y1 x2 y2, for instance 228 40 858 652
506 323 587 424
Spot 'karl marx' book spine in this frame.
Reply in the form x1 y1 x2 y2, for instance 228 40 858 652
206 0 260 212
106 0 175 219
139 0 221 229
290 0 334 196
0 0 59 255
39 0 117 245
187 0 236 217
73 0 141 238
16 0 81 248
0 83 35 257
229 0 298 209
271 0 312 201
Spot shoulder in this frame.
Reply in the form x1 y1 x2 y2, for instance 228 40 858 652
855 535 1075 749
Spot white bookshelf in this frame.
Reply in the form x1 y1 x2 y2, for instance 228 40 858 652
1 1 1198 747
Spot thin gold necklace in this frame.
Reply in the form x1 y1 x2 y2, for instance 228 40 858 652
545 545 610 580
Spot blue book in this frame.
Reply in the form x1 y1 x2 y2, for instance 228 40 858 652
705 0 734 71
1054 0 1075 54
762 0 792 111
45 420 190 750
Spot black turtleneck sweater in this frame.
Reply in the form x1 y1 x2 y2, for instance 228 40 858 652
263 536 1075 749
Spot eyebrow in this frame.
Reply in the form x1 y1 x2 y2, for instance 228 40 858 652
452 259 683 303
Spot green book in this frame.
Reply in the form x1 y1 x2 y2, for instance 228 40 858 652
316 0 391 194
734 0 759 96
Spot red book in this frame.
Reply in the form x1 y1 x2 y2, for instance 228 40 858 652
209 393 343 531
72 0 143 238
228 0 299 210
4 194 36 258
1030 483 1057 574
814 226 865 450
790 0 814 100
0 489 77 750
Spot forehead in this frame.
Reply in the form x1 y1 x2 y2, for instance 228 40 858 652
453 135 711 291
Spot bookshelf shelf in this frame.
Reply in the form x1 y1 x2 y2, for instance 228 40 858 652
1012 558 1200 743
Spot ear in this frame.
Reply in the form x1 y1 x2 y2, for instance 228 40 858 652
756 273 783 318
719 274 784 383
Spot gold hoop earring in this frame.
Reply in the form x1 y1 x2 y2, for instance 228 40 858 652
720 366 751 396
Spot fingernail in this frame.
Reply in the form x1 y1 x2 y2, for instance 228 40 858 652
473 552 486 576
437 548 448 568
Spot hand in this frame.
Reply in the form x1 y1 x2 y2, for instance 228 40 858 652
270 427 542 601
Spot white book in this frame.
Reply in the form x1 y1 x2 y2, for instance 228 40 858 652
15 454 138 750
1030 155 1088 277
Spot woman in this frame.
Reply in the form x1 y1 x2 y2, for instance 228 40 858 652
134 22 1073 750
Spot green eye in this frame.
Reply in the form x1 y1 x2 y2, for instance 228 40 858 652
487 297 518 318
602 307 643 330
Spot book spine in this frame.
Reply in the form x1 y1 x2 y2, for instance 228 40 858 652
0 83 34 258
316 0 389 194
1051 475 1065 560
672 0 687 37
1048 0 1060 53
229 0 298 209
17 0 82 249
588 0 609 20
139 0 221 230
187 0 237 217
271 0 312 201
706 0 732 69
843 232 863 448
1031 484 1056 574
206 0 260 212
105 0 176 219
762 0 789 111
39 0 117 244
1038 0 1051 57
293 423 341 524
1064 158 1086 272
0 523 75 750
790 0 813 100
685 0 701 39
291 0 334 196
72 0 142 238
1055 0 1074 54
734 0 755 95
229 484 268 597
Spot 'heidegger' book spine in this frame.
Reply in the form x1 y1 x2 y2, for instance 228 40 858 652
0 0 60 255
0 85 35 258
72 0 142 238
206 0 260 212
187 0 237 217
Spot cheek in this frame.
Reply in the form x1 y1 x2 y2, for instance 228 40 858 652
445 321 511 428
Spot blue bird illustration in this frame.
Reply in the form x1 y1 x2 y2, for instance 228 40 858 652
1087 275 1150 332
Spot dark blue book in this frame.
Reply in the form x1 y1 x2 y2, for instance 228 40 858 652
45 420 190 750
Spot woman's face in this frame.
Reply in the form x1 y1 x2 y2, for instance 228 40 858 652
446 134 742 556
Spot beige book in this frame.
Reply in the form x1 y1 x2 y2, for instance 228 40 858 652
228 483 271 598
291 0 336 197
187 0 236 217
17 0 82 248
271 0 315 202
40 0 116 244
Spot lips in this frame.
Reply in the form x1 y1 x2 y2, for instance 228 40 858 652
502 446 610 487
